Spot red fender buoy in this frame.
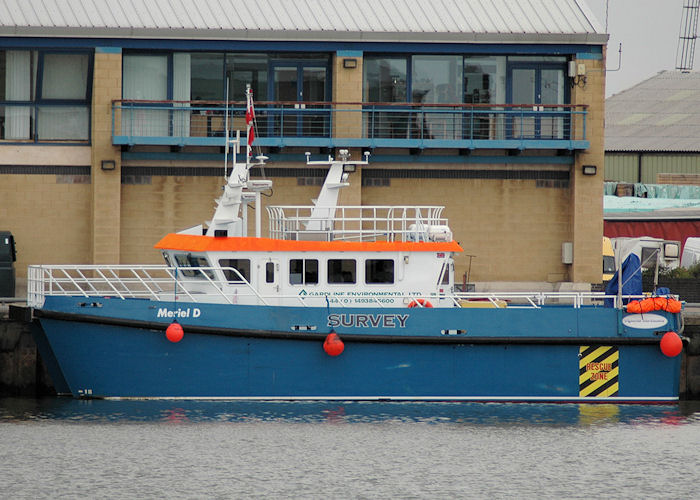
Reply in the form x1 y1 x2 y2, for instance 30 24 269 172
166 321 184 343
323 332 344 356
660 331 682 357
407 299 433 308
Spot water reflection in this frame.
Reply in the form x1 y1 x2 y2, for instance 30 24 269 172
2 397 699 427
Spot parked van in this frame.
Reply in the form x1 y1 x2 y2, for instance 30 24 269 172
681 237 700 268
611 237 681 271
602 236 615 283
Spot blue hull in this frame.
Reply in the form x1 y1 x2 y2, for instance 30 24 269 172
32 296 682 401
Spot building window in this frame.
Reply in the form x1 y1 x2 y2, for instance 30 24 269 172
412 55 463 104
364 57 407 102
289 259 318 285
365 259 394 284
190 53 225 100
123 54 168 100
464 56 506 105
412 55 463 140
0 50 91 142
328 259 356 284
364 57 408 139
219 258 251 282
226 54 269 102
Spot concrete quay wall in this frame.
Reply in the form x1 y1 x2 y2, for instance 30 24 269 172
0 316 54 397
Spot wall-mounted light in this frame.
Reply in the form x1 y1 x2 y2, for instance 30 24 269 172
582 165 597 176
101 160 116 171
343 58 357 69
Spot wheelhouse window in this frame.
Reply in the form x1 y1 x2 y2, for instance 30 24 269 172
173 253 214 279
328 259 356 284
365 259 394 284
438 260 452 286
219 258 251 282
1 49 91 141
265 262 275 283
289 259 318 285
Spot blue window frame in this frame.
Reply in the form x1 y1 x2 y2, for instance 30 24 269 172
0 49 93 142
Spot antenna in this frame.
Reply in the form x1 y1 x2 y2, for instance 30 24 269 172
676 0 700 71
224 77 230 180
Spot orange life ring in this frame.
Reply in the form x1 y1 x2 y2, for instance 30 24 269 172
408 299 433 308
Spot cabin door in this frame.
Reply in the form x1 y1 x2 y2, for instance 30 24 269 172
258 259 280 305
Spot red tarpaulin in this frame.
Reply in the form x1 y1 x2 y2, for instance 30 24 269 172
604 220 700 253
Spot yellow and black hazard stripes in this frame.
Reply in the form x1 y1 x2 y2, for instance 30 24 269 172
579 346 619 398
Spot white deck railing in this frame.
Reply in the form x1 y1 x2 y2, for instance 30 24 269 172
27 265 267 308
267 205 449 242
27 265 642 310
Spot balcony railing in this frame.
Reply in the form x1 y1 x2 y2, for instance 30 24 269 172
112 100 588 151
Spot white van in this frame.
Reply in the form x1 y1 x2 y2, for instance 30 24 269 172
681 237 700 268
611 237 681 270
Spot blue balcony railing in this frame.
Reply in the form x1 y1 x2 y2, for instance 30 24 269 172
112 100 588 151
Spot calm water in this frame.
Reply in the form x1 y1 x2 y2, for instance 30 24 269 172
1 399 699 499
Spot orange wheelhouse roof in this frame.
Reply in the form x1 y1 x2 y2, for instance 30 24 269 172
155 234 463 253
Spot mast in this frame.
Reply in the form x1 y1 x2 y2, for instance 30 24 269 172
304 150 370 235
206 85 269 237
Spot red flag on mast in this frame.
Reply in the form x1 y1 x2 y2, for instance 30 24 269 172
245 90 255 150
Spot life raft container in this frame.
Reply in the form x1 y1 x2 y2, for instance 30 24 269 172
626 297 682 314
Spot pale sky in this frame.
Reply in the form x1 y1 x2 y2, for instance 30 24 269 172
586 0 684 97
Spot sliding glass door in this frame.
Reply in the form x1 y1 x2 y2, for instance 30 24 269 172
507 63 565 140
270 62 328 137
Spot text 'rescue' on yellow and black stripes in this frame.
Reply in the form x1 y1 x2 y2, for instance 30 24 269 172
579 346 619 398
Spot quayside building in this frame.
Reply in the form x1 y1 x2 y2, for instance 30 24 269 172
0 0 607 291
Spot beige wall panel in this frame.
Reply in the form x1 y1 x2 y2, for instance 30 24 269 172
119 167 324 264
0 146 91 166
0 175 92 277
361 175 571 282
91 50 123 264
332 54 363 138
121 176 221 264
570 53 605 283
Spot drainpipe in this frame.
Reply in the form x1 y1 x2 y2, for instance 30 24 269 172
637 153 642 183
